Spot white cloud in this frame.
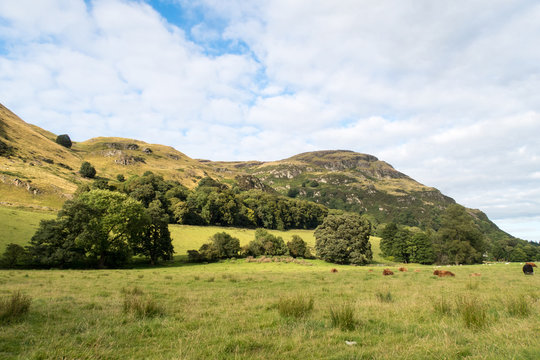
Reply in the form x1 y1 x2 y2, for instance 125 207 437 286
1 0 540 241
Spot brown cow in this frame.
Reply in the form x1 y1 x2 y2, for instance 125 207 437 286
368 269 374 273
330 268 338 273
398 267 407 272
433 269 455 277
414 269 421 273
469 273 481 277
525 262 537 267
383 269 394 276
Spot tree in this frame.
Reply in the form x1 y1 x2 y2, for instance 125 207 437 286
379 222 398 257
79 161 96 178
0 244 28 268
315 214 372 265
210 232 241 259
436 204 485 264
55 134 72 148
287 235 312 258
408 232 434 264
244 229 288 257
131 200 174 265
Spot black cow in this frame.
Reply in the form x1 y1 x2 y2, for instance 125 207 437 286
523 263 535 275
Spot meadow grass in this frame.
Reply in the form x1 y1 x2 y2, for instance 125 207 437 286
0 206 55 251
1 262 539 359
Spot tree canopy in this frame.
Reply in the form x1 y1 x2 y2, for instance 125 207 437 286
314 213 372 265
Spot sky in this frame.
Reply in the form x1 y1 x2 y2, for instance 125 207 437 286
0 0 539 241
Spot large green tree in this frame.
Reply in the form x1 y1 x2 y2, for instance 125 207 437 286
314 214 372 265
435 204 485 264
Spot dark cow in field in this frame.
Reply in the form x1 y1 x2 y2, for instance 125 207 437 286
433 269 455 277
330 268 338 273
398 267 407 272
523 263 536 275
383 269 394 276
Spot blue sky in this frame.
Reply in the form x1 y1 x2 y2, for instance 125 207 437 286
0 0 539 242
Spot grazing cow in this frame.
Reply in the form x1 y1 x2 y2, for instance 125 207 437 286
470 273 481 277
368 269 374 273
414 269 421 273
383 269 394 276
398 267 407 272
525 262 537 267
523 264 535 275
330 268 338 273
433 270 455 277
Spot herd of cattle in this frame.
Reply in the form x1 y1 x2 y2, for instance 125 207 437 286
328 262 537 276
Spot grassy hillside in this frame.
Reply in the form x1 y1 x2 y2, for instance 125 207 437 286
1 262 539 359
0 207 55 251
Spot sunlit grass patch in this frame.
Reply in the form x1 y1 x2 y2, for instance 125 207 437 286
329 304 357 331
277 295 314 319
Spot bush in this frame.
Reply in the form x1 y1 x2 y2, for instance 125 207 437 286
55 134 72 148
244 229 288 257
79 161 96 178
315 214 372 265
287 235 312 258
329 304 357 331
0 291 31 324
277 295 314 319
0 243 28 268
211 232 241 259
116 174 125 182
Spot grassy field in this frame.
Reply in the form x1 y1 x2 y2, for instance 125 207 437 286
0 207 55 251
1 207 540 358
0 207 385 262
1 262 539 359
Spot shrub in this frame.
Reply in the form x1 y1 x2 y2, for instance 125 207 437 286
55 134 72 148
116 174 125 182
277 295 314 319
244 229 288 257
79 161 96 178
329 304 357 331
287 235 312 258
211 232 241 259
0 291 31 324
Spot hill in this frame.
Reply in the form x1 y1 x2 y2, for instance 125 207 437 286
0 103 511 244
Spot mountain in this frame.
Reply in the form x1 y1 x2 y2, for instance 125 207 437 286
0 103 511 242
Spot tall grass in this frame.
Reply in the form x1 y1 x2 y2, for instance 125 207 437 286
506 296 531 318
0 291 31 324
329 304 357 331
456 295 488 329
122 289 165 319
375 290 393 303
277 295 314 319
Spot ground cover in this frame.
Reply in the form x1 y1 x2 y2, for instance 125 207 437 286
1 262 539 359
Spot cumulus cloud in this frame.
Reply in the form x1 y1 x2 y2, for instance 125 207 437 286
1 0 540 240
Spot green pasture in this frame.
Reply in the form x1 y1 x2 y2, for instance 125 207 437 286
0 207 384 262
1 262 539 359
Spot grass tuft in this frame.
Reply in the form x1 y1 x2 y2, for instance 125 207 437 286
456 296 488 329
0 291 31 324
329 304 357 331
376 290 393 303
506 296 531 318
277 295 314 319
433 296 453 316
123 293 165 319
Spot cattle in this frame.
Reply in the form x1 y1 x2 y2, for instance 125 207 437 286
383 269 394 276
414 269 421 272
525 262 537 267
523 264 535 275
330 268 338 273
433 269 455 277
469 273 481 277
398 267 407 272
368 269 374 273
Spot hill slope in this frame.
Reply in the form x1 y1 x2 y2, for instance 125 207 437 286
0 103 511 242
